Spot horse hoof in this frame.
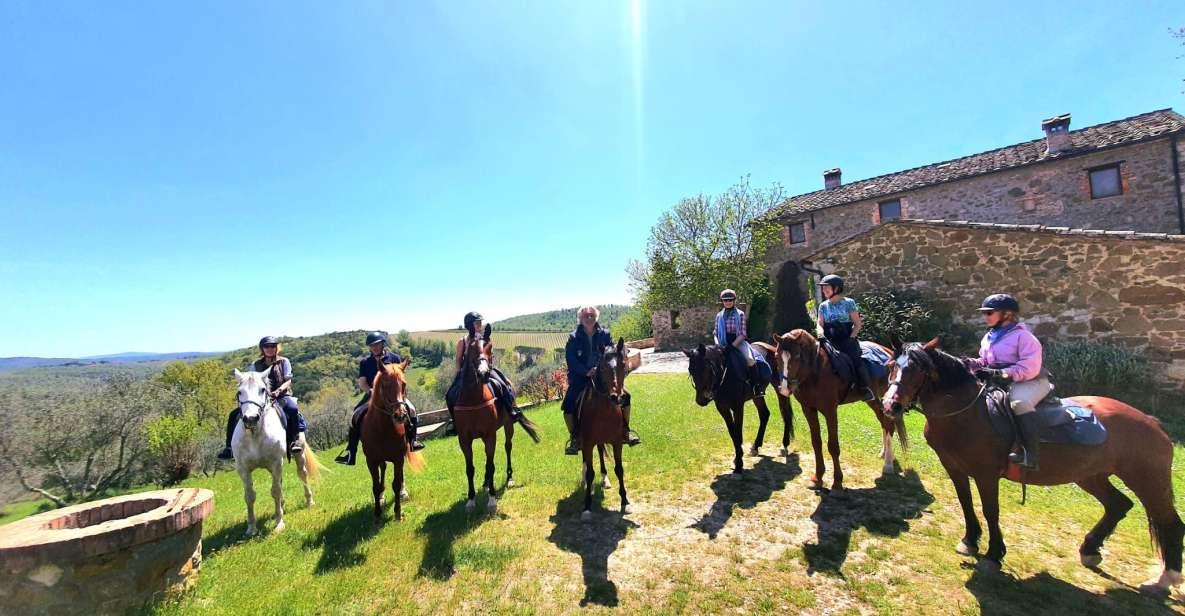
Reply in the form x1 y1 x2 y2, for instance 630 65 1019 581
487 497 497 513
1079 553 1102 568
975 558 1001 575
749 445 760 457
465 499 475 513
1139 570 1183 596
601 478 612 489
507 478 517 488
780 447 791 456
956 541 978 556
273 521 285 534
621 504 632 515
581 510 592 522
306 498 315 508
728 471 743 480
245 526 257 538
881 464 897 476
400 488 409 501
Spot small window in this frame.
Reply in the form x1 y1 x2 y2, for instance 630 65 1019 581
788 223 806 245
1089 165 1121 199
670 311 681 330
878 199 902 222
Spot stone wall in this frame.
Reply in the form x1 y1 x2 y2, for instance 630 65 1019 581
805 220 1185 390
652 305 737 352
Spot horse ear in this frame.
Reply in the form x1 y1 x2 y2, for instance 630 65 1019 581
682 348 693 358
483 323 492 341
889 333 904 354
616 337 625 354
697 342 706 355
924 337 941 351
233 368 242 379
771 333 780 345
400 357 409 370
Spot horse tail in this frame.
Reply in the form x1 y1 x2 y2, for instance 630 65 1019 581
895 414 909 453
515 412 542 444
406 449 426 473
302 444 326 481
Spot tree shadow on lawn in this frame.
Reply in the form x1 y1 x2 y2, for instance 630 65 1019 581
301 505 380 574
965 567 1180 616
803 469 934 576
690 453 803 539
416 498 508 580
547 486 639 608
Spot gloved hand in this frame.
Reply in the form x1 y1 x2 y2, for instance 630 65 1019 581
974 368 1012 384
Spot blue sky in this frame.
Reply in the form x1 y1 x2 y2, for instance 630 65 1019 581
1 1 1182 357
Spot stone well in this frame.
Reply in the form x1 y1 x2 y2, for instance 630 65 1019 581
0 488 214 615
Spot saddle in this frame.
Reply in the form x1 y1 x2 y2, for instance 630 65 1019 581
820 340 890 384
985 387 1108 448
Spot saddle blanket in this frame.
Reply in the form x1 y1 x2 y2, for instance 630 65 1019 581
823 340 890 382
987 392 1108 447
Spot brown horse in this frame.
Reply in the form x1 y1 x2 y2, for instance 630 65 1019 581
684 342 793 476
577 338 631 520
774 330 907 491
883 338 1184 596
454 329 540 512
361 358 424 522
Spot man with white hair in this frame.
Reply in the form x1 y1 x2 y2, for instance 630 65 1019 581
561 306 641 455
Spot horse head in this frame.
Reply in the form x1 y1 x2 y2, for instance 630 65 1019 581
233 369 271 430
372 358 411 418
774 329 820 397
883 336 943 418
594 337 627 403
462 334 491 385
683 343 724 407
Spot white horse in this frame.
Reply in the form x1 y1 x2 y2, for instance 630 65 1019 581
232 369 319 536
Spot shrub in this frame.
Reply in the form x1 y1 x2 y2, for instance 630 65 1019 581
145 412 205 484
1043 341 1153 399
856 289 979 354
517 365 568 403
611 305 653 343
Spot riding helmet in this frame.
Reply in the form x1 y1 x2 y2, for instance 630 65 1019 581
464 311 484 335
258 336 279 347
365 331 387 346
818 274 845 293
719 289 737 301
979 293 1020 313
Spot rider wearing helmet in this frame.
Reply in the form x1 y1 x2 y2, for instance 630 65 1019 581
815 275 877 402
334 331 422 466
713 289 770 393
963 294 1052 470
217 336 307 460
445 312 524 436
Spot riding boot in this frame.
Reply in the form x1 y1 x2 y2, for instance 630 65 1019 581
856 361 876 401
1009 412 1041 471
283 406 303 454
335 422 360 466
444 407 457 436
564 413 580 455
408 414 425 451
217 408 240 460
622 405 640 447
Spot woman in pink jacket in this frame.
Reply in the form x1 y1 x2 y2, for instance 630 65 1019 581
963 293 1053 470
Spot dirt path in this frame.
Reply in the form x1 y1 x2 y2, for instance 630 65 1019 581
631 349 687 374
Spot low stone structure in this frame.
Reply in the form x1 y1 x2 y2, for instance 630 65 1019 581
0 488 214 615
652 305 738 352
806 219 1185 390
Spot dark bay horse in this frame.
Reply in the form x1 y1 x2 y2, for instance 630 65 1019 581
361 359 424 522
774 330 907 491
454 329 540 512
577 338 631 520
883 338 1183 596
685 342 792 476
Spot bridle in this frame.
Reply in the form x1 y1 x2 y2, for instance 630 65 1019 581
692 349 727 400
238 388 274 430
888 349 987 420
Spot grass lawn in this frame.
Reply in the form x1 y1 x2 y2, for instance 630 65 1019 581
15 373 1185 615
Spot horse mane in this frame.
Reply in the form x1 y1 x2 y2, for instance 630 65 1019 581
787 329 821 374
903 342 974 388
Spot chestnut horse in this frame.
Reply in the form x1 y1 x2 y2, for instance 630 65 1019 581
774 330 907 491
883 338 1183 596
454 328 540 512
361 359 423 522
577 338 631 520
684 342 793 476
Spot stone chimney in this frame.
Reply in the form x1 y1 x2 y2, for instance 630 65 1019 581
1041 114 1071 155
823 168 842 190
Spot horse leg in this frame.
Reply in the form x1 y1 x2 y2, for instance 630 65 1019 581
1119 465 1185 595
973 477 1005 572
751 395 771 456
295 435 313 507
777 393 794 455
614 442 629 514
943 464 981 556
599 444 611 489
868 402 897 476
368 461 384 522
483 433 497 512
270 462 285 533
823 406 843 491
731 403 745 475
582 445 595 521
238 465 257 537
461 437 477 512
1075 474 1133 568
393 460 405 521
715 404 743 476
803 407 825 488
504 419 516 488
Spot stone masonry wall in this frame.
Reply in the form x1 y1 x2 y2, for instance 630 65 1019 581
806 220 1185 390
770 137 1185 266
652 305 740 352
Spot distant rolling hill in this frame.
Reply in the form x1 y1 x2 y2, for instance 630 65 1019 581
0 352 221 373
490 305 633 332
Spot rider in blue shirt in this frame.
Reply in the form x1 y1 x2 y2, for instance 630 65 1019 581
335 331 422 466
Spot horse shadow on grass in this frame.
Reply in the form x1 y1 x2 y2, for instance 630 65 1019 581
965 567 1179 616
301 505 381 574
691 453 803 539
416 498 508 580
547 486 639 607
802 469 934 577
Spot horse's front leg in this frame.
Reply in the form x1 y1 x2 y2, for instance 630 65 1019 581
823 406 843 491
269 462 286 533
504 420 516 488
974 477 1006 572
368 461 384 522
295 434 313 507
238 465 257 537
867 401 897 476
599 444 611 489
614 443 629 514
393 460 405 521
716 403 743 476
751 395 771 457
802 406 825 488
581 446 595 521
461 438 477 512
777 392 795 455
483 434 497 512
941 461 981 556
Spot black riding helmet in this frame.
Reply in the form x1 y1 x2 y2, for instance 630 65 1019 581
818 274 845 294
979 293 1020 313
365 331 386 346
259 336 279 347
719 289 737 301
464 311 484 336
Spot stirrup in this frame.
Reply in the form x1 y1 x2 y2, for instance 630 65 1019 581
1009 449 1038 470
217 446 234 461
565 438 580 455
334 449 356 466
625 430 641 446
288 440 303 454
411 439 425 451
862 387 877 402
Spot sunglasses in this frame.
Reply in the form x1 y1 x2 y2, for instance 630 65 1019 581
261 344 278 349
